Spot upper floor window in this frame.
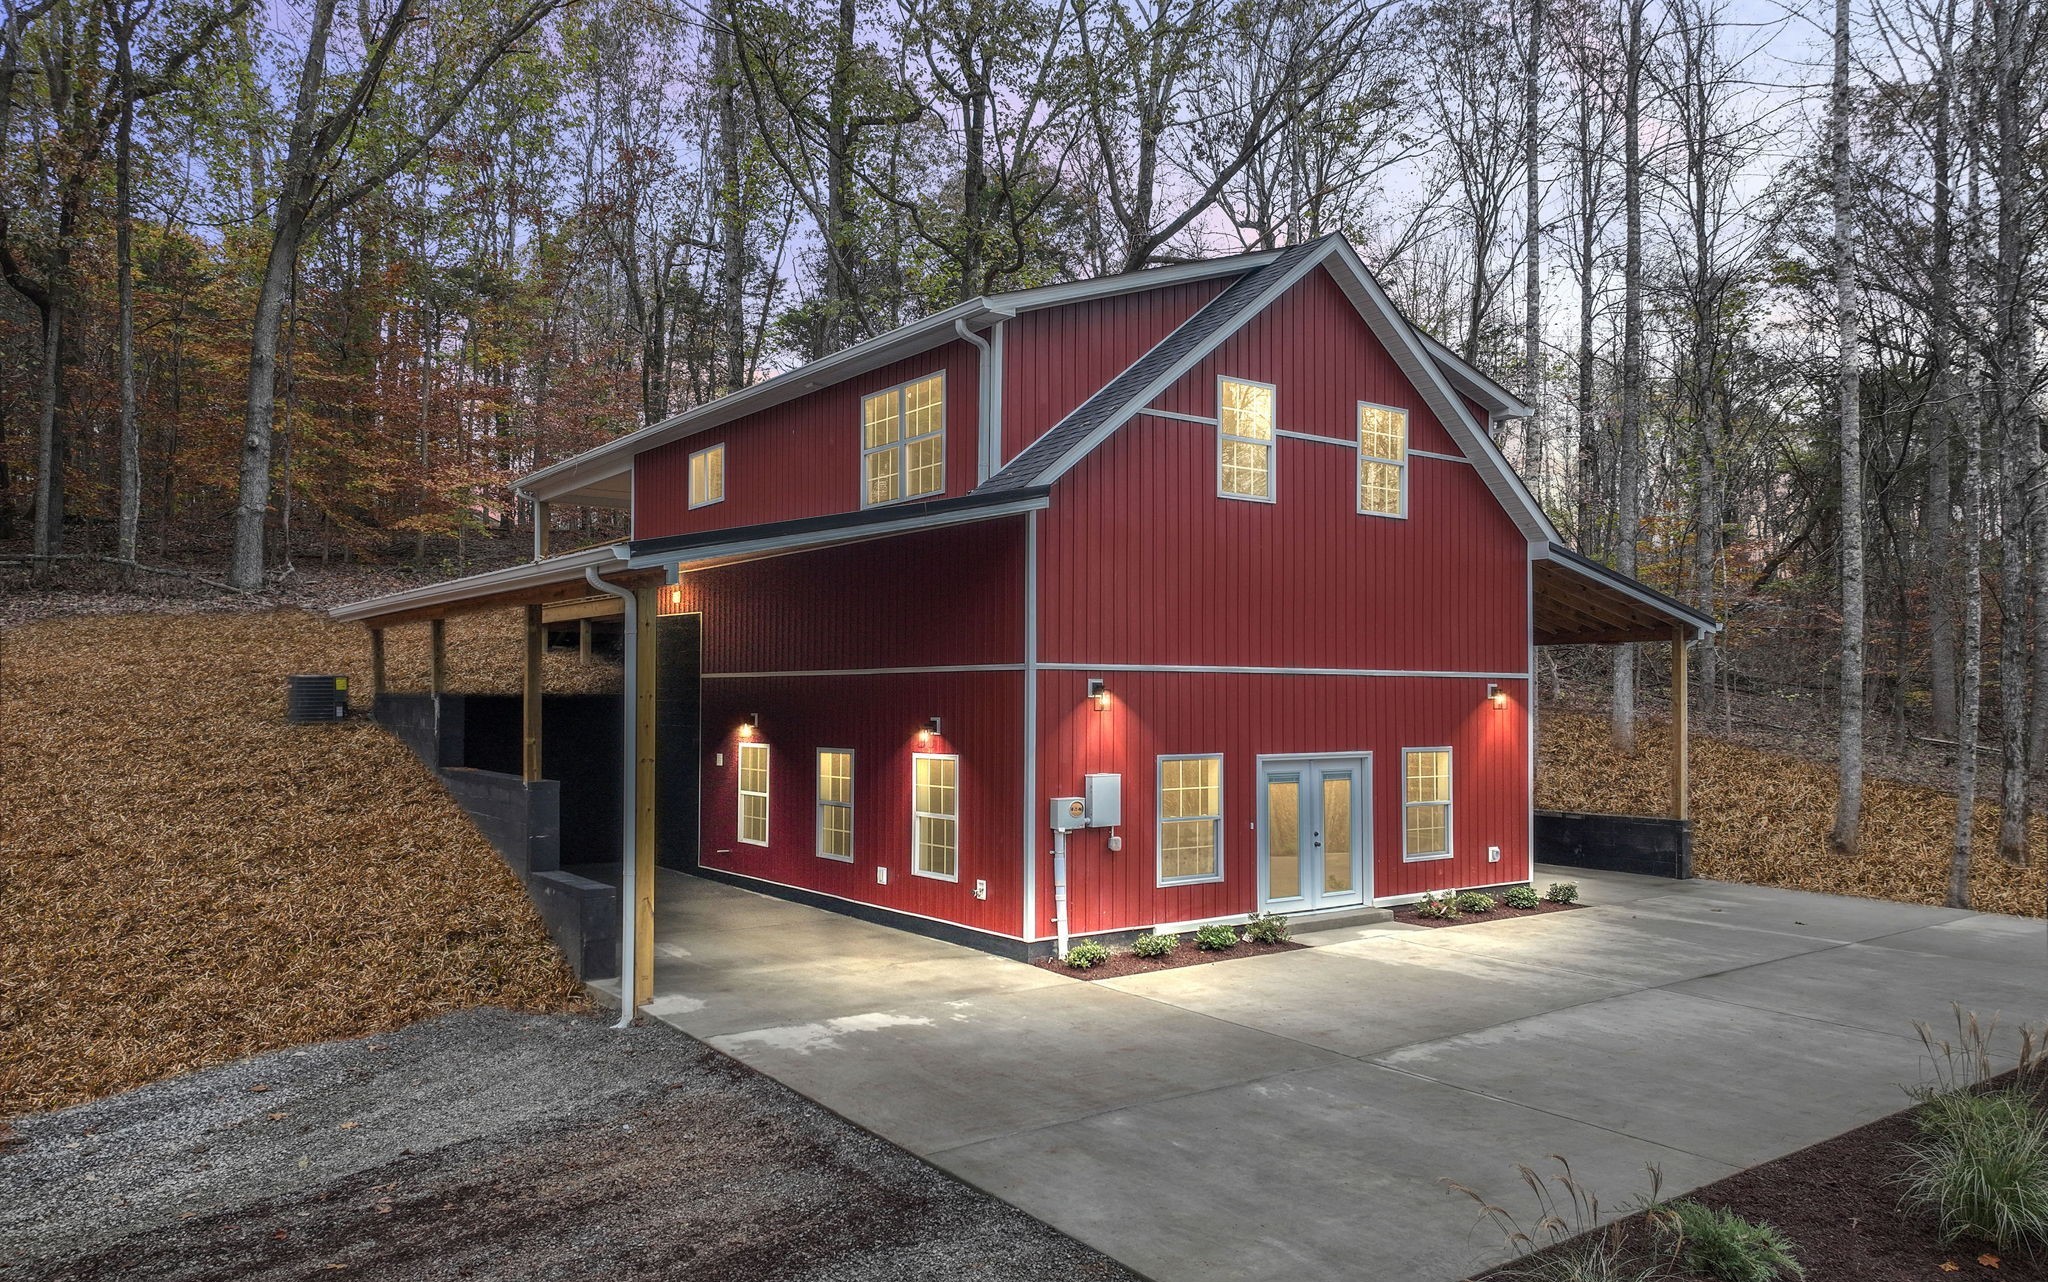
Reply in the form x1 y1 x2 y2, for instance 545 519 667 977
689 443 725 509
1403 748 1452 861
863 373 945 507
738 741 770 846
1218 377 1275 502
1358 402 1408 517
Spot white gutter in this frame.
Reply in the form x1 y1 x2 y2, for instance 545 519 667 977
327 543 627 624
583 565 641 1030
955 319 995 484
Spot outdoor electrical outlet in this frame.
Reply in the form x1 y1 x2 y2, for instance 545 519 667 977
876 867 888 885
1488 845 1501 863
973 880 987 900
714 752 724 767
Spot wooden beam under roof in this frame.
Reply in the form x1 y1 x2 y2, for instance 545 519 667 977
541 595 626 625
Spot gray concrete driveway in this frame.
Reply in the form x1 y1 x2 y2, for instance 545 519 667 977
634 868 2048 1282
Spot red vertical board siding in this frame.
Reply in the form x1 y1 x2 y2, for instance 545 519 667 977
668 519 1027 938
999 278 1233 461
698 671 1023 938
1031 669 1530 937
634 340 983 542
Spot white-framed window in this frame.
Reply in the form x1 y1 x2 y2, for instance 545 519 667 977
1403 747 1452 861
738 741 770 846
1158 754 1224 884
1218 377 1276 502
910 752 959 880
688 443 726 509
817 748 854 862
862 373 945 507
1358 401 1408 517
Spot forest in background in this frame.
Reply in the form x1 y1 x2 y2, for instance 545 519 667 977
1 0 2043 898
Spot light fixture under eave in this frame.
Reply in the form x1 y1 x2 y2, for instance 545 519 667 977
740 712 760 739
1087 677 1108 711
1487 683 1505 708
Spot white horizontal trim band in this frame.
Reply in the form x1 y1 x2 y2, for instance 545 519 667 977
1039 663 1529 680
705 664 1025 679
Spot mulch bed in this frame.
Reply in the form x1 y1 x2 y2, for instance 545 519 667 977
1031 938 1307 980
1392 899 1586 928
1469 1066 2048 1282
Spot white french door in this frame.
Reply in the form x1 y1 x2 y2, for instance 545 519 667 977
1258 755 1371 912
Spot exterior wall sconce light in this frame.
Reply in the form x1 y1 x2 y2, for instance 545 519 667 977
1487 683 1505 708
918 716 942 744
739 713 760 739
1088 678 1108 711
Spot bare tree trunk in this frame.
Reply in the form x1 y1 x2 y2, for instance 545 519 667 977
1611 0 1645 753
1828 0 1865 856
30 296 62 578
230 214 305 590
716 0 749 387
114 1 139 585
1991 0 2032 866
1951 353 1984 906
1928 0 1963 743
1573 85 1598 555
1523 0 1544 493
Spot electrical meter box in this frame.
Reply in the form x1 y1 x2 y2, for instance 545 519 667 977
1083 774 1123 828
1050 796 1088 832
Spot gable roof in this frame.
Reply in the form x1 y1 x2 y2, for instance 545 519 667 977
974 236 1559 544
517 248 1283 507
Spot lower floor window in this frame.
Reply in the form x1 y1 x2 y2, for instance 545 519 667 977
817 749 853 861
1158 754 1223 883
912 753 958 879
738 741 770 845
1403 748 1452 860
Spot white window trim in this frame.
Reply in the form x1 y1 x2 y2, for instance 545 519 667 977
1216 375 1277 504
738 741 770 847
1156 753 1226 886
910 751 961 882
688 442 725 510
816 748 855 862
1356 399 1410 520
861 371 947 510
1401 746 1453 862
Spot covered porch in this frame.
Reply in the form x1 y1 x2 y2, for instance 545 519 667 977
1530 542 1723 878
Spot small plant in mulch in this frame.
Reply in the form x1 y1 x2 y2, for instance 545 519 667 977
1544 881 1581 904
1413 892 1462 920
1455 891 1497 915
1503 885 1542 910
1445 1158 1673 1282
1242 912 1292 945
1192 923 1239 950
1062 940 1112 969
1130 931 1179 958
1655 1199 1806 1281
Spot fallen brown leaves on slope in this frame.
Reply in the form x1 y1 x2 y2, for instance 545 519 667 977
1538 710 2047 919
0 609 595 1117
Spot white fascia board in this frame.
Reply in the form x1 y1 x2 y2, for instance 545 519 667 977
1321 240 1560 544
987 251 1281 313
1420 332 1535 420
327 543 629 624
625 494 1050 578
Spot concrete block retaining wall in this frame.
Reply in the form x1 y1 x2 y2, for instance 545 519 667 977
1535 810 1693 879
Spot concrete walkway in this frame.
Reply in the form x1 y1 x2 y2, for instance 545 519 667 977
632 868 2048 1282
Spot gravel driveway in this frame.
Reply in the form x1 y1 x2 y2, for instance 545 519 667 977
0 1009 1137 1281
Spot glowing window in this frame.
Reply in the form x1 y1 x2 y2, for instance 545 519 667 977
862 374 945 506
738 741 770 846
1403 748 1452 861
911 753 959 880
1358 402 1408 517
817 749 854 861
1218 378 1275 501
1158 755 1224 884
688 443 725 509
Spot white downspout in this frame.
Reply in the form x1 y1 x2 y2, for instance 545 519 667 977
954 319 994 484
1052 827 1069 958
584 563 639 1030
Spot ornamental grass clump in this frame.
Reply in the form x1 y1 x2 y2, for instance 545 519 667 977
1444 1158 1671 1282
1656 1199 1806 1282
1897 1087 2048 1253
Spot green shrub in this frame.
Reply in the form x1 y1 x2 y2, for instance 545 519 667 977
1063 940 1111 969
1193 923 1239 950
1899 1087 2048 1252
1131 931 1179 958
1454 891 1497 914
1242 912 1291 944
1544 881 1581 904
1503 885 1542 910
1412 892 1461 920
1656 1199 1805 1281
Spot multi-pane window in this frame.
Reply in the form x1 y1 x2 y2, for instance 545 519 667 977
911 753 959 880
1158 755 1224 884
1403 748 1452 860
688 443 725 509
1218 378 1275 501
816 749 853 861
1358 402 1408 516
738 741 770 846
862 373 945 507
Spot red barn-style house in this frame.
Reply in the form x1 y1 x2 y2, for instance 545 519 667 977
334 234 1716 988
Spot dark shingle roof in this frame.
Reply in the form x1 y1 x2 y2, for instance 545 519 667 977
975 238 1329 493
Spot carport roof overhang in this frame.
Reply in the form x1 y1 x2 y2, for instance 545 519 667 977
1533 543 1721 645
326 490 1051 628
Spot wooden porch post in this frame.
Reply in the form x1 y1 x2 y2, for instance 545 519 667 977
428 618 447 698
632 587 657 1006
523 605 544 783
1670 625 1690 820
578 618 592 667
369 627 386 700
